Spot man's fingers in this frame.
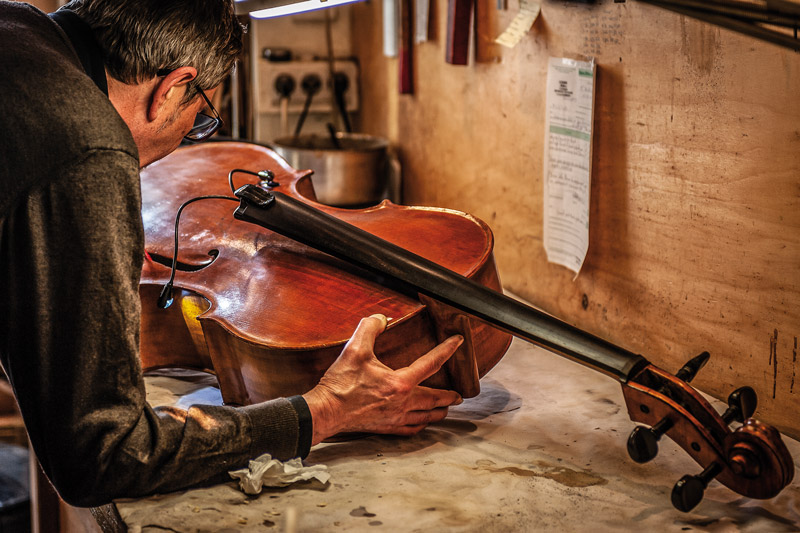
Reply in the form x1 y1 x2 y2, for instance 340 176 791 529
387 424 427 436
343 314 388 357
388 405 452 434
400 334 463 384
411 385 462 410
405 406 450 425
322 320 465 440
376 406 451 435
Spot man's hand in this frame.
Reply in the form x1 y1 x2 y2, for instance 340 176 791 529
302 314 464 445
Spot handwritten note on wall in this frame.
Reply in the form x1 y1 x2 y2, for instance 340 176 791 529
543 57 596 277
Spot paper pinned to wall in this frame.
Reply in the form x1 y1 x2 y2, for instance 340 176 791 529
494 0 540 48
543 57 596 277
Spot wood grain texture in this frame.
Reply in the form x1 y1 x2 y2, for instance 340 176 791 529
351 0 800 437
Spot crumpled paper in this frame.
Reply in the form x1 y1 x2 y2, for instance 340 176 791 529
229 453 330 494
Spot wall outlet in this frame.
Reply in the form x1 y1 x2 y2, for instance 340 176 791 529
258 59 359 114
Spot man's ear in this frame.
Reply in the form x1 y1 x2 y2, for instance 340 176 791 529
147 66 198 122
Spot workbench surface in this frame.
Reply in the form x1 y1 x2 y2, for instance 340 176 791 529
115 333 800 532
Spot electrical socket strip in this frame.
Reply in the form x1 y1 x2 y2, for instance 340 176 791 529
257 59 359 114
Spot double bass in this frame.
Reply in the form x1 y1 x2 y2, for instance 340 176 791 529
139 141 793 512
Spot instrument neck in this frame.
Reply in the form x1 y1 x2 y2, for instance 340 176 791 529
234 187 649 382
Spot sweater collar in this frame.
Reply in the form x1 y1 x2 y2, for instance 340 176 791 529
48 9 108 96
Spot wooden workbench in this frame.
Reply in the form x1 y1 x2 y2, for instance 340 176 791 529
106 333 800 532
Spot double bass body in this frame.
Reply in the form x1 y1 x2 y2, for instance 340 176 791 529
138 142 512 405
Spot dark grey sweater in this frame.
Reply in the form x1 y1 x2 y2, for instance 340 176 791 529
0 1 306 507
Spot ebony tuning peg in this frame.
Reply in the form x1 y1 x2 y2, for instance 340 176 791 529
627 417 674 463
671 462 723 512
627 352 707 465
721 386 757 425
675 351 710 383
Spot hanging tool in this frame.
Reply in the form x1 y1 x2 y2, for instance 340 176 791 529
640 0 800 51
446 0 473 64
400 0 414 93
415 0 430 42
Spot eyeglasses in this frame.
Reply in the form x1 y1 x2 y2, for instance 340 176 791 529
156 69 222 142
185 86 222 142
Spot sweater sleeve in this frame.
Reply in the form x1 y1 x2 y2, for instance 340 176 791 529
0 148 308 507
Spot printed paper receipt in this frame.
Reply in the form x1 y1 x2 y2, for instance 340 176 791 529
543 57 596 276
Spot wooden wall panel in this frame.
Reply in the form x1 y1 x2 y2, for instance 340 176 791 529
351 0 800 437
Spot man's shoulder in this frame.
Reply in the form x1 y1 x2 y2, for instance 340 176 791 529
0 2 137 216
0 1 46 23
0 3 135 152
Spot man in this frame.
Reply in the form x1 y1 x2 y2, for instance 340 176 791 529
0 0 463 507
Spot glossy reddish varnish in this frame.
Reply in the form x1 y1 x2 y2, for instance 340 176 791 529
139 142 511 405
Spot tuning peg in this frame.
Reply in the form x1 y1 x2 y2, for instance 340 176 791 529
721 386 757 425
675 351 710 383
257 169 279 188
627 417 674 463
671 461 723 512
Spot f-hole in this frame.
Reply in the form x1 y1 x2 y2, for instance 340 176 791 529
148 249 219 272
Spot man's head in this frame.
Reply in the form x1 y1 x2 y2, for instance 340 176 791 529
63 0 244 166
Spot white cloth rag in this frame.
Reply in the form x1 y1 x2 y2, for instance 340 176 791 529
229 453 330 494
